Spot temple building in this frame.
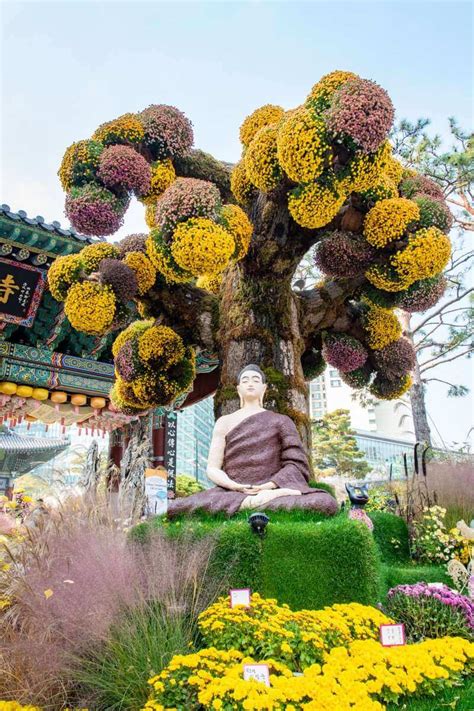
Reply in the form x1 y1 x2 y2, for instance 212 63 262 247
0 204 219 492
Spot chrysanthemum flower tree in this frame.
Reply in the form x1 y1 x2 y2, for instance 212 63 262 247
50 71 453 450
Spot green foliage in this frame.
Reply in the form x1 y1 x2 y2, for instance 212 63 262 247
369 511 410 564
380 564 451 598
132 512 382 611
308 480 337 499
311 409 371 478
74 601 195 710
387 678 474 711
175 473 205 498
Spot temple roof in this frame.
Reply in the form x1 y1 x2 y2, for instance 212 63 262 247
0 204 102 245
0 426 69 474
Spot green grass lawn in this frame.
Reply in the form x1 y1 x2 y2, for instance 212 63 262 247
389 678 474 710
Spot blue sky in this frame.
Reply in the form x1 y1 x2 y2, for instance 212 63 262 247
1 1 472 447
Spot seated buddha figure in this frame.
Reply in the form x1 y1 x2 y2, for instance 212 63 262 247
168 364 338 517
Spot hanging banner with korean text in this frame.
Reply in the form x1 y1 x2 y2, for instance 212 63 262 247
0 258 46 327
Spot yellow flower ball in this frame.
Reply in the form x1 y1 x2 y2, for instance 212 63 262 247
230 160 255 206
141 159 176 202
391 227 451 285
144 203 157 228
58 139 103 191
277 107 331 183
383 154 404 185
288 182 346 229
112 319 153 357
137 325 185 367
364 197 420 248
80 242 120 273
123 251 157 295
146 232 193 284
306 70 359 107
362 175 398 203
363 304 402 350
64 281 116 336
171 218 235 276
93 112 144 145
346 141 392 193
365 264 410 292
47 254 83 301
240 104 284 147
370 374 413 400
220 204 253 260
243 124 282 192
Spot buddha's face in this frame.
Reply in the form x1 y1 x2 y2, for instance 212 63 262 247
237 370 267 406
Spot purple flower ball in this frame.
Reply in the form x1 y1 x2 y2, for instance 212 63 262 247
65 184 129 237
322 333 368 373
326 78 394 153
398 275 447 313
98 145 151 196
372 337 416 380
115 340 138 383
139 104 193 159
155 177 221 235
98 258 138 303
315 232 376 278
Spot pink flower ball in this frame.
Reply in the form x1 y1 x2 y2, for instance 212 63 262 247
98 145 151 196
326 78 394 153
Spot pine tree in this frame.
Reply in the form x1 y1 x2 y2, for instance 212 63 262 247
312 409 371 479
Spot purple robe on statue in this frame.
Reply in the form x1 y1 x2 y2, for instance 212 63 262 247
168 410 338 517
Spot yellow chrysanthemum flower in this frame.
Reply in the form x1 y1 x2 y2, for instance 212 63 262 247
363 304 402 350
93 112 144 145
306 70 359 107
243 124 282 192
171 218 235 276
391 227 451 285
239 104 284 147
346 141 392 193
146 232 193 284
220 204 253 260
64 281 116 336
123 251 157 295
137 325 185 367
277 107 331 183
80 242 120 273
288 182 346 229
112 319 153 357
141 159 176 202
230 160 255 206
47 254 83 301
364 197 420 248
196 273 223 295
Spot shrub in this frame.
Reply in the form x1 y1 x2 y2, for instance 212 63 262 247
369 511 410 564
175 474 205 498
385 582 474 642
133 512 382 610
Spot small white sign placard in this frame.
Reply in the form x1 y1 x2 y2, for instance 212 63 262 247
243 664 270 687
380 623 406 647
230 588 251 608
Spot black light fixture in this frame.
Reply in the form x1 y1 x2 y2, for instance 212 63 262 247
345 482 369 509
248 512 269 537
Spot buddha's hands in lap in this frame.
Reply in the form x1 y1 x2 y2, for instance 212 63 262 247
240 487 302 509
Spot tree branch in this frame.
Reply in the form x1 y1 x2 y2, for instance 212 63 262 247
420 346 474 373
412 287 474 334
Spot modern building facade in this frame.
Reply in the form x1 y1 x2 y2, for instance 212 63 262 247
309 368 415 476
176 396 214 485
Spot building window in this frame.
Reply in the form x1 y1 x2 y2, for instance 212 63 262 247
330 379 341 387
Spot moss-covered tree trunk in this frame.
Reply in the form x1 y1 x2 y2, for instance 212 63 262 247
215 260 311 449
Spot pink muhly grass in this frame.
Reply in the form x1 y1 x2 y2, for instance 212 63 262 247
0 495 221 708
